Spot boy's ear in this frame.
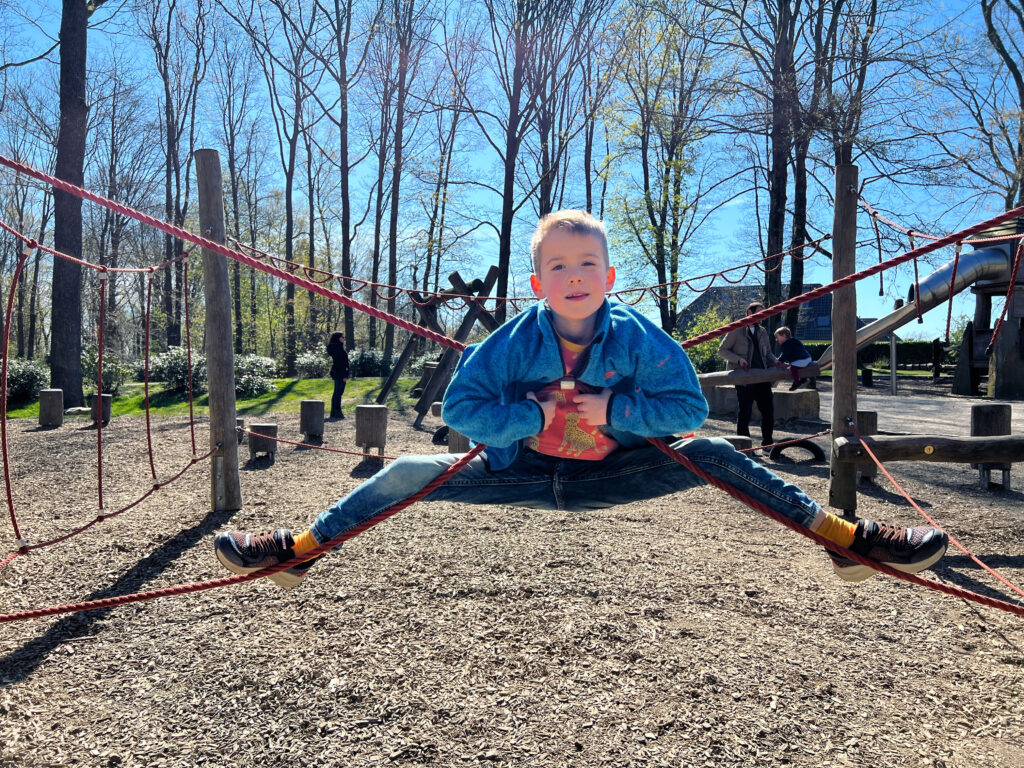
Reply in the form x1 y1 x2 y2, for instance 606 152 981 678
530 273 545 298
605 265 616 291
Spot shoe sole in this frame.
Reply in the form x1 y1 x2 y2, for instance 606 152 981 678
215 547 305 589
832 542 948 583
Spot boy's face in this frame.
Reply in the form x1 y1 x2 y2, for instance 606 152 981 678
774 332 785 344
530 230 615 325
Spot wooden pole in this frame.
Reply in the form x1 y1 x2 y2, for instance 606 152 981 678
828 164 859 514
195 149 242 512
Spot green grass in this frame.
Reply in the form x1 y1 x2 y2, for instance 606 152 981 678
5 377 419 420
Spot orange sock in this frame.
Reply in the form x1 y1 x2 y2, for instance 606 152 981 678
810 512 857 547
293 529 318 556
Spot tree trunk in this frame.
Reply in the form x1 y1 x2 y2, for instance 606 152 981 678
51 0 88 407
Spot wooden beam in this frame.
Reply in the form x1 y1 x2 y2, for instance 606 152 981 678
833 435 1024 464
698 363 821 389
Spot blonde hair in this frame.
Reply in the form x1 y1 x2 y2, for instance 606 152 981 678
775 326 793 339
530 210 608 273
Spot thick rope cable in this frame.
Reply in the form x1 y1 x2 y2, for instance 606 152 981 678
645 437 1024 618
96 277 106 511
0 154 465 352
944 243 962 344
846 420 1024 602
681 200 1024 350
0 445 483 624
735 428 832 453
0 244 33 546
238 427 400 461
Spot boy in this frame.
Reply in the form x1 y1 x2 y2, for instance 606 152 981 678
215 210 947 588
773 326 814 391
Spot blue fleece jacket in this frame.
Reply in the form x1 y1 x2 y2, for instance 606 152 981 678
441 299 709 471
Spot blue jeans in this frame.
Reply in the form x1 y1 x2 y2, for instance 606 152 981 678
310 437 821 546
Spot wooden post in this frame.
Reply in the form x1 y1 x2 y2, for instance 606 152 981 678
39 389 63 427
248 423 278 456
235 416 245 444
855 411 878 481
90 393 112 425
829 164 859 514
195 149 242 511
300 399 325 440
448 428 471 453
355 404 389 455
971 403 1012 490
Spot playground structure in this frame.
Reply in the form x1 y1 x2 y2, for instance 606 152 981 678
0 150 1023 626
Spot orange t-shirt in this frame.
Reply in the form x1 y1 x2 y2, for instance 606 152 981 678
525 337 618 460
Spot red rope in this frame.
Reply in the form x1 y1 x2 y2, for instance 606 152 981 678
736 429 832 453
143 277 157 480
1 245 32 547
847 421 1024 602
944 243 962 344
96 278 106 511
3 446 218 558
0 445 484 624
0 154 468 353
681 200 1024 349
239 427 400 461
183 261 197 456
646 437 1024 617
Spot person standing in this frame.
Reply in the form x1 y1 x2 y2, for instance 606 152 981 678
718 302 778 450
326 332 349 419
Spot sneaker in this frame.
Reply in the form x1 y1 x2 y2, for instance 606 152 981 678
828 519 948 582
214 528 319 589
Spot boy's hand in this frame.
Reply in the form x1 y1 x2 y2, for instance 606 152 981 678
526 391 556 430
573 388 612 426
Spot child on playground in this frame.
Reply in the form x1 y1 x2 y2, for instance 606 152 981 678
215 210 947 589
774 326 814 391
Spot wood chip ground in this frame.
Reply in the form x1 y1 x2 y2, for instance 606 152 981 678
1 382 1022 768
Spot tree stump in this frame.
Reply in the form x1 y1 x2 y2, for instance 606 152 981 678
448 428 471 453
39 389 63 427
300 399 325 440
355 404 388 455
90 393 112 425
972 403 1012 490
431 401 443 417
722 435 753 451
856 411 878 481
236 417 245 444
248 422 278 457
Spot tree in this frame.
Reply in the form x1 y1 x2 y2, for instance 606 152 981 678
609 0 740 332
51 0 114 407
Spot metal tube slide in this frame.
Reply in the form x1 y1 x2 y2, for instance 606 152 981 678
816 244 1014 370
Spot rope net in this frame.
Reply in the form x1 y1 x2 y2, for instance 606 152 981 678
0 153 1021 623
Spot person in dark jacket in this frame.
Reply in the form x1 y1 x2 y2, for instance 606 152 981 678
326 332 349 419
718 302 778 450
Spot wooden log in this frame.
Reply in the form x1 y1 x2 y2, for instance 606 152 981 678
431 401 443 417
39 389 64 427
829 164 859 513
411 361 439 397
248 422 278 456
300 399 325 439
90 393 112 424
236 416 245 444
722 435 753 451
833 435 1024 464
972 403 1012 489
698 363 821 389
355 404 388 454
856 411 878 480
448 428 471 453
